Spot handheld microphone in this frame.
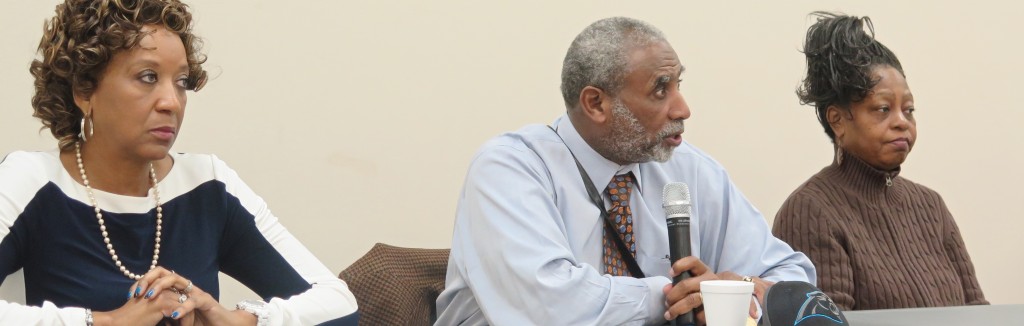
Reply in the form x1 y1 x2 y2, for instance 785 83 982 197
663 182 694 326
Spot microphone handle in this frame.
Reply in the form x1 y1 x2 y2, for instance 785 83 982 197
667 217 695 326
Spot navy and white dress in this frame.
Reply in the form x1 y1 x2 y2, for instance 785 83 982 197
0 150 359 325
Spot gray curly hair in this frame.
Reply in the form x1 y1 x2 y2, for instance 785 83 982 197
560 17 666 110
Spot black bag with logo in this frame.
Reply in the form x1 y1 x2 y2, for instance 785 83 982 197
760 281 849 326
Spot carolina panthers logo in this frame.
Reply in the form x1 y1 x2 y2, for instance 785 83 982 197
793 291 844 325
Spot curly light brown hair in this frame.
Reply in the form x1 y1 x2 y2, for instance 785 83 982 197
30 0 208 150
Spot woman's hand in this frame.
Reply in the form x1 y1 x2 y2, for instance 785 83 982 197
90 286 190 325
129 267 200 321
132 266 257 326
181 285 257 326
90 267 199 325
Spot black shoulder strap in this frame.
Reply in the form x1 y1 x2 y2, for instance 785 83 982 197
548 126 645 278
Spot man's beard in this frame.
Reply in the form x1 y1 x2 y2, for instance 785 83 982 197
596 99 684 164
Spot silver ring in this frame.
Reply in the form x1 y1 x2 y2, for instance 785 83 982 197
742 275 753 283
178 293 188 304
183 281 193 294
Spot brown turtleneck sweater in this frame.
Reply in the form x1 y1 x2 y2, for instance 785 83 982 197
772 155 987 310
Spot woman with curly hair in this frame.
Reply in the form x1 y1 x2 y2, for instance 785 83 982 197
0 0 359 324
772 12 987 310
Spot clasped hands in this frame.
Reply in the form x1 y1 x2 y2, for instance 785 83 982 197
90 267 257 326
661 256 774 325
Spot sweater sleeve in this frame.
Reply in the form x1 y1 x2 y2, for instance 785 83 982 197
772 192 856 310
937 198 988 305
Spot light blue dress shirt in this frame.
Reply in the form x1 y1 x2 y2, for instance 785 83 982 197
435 116 814 325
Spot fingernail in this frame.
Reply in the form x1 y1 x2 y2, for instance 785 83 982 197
664 311 671 320
127 290 133 300
134 286 141 297
171 311 179 319
144 289 154 299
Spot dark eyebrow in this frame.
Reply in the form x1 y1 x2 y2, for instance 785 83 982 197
653 69 684 87
654 75 672 86
652 64 685 89
128 58 189 74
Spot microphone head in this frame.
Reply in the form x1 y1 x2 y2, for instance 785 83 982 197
662 182 691 219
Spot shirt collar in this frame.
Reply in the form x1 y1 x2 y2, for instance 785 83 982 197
553 115 643 192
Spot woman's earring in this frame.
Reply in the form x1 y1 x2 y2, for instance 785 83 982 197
834 140 844 165
80 111 94 142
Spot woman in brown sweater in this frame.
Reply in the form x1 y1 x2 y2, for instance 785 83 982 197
772 12 987 310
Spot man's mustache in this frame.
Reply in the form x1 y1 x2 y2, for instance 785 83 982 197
658 120 685 138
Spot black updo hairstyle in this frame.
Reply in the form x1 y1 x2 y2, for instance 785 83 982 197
796 11 904 142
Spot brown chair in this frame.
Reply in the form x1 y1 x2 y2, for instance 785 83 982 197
338 243 450 326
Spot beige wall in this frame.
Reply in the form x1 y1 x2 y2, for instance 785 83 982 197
2 0 1020 307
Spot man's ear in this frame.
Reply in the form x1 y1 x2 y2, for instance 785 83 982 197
578 86 613 124
826 105 845 140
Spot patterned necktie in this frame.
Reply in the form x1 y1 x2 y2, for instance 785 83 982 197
603 173 636 276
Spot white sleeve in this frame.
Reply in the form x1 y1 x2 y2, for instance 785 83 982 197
1 152 91 325
0 301 89 326
211 155 358 325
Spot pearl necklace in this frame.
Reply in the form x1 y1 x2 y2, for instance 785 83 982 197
75 142 162 280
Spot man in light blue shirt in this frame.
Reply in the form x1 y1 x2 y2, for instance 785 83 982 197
435 17 815 325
